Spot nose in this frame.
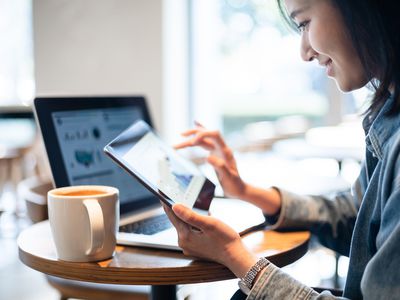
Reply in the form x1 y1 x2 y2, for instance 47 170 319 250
300 32 318 62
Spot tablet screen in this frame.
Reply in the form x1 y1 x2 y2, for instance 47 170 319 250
104 120 215 210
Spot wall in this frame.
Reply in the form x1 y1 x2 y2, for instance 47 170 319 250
32 0 163 131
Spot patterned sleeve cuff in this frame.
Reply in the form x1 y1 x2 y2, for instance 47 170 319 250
247 262 317 300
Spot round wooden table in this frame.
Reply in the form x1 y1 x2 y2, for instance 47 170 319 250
18 221 310 300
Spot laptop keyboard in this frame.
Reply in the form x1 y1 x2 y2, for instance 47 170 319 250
119 214 173 235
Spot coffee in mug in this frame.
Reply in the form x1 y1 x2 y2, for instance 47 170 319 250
48 185 119 262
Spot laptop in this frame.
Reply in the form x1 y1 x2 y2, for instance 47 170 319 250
34 96 266 251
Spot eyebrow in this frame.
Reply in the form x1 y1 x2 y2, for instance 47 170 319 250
289 6 309 20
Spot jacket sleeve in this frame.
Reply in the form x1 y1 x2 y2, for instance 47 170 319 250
265 165 366 256
246 180 363 300
248 262 349 300
246 187 359 300
249 150 400 300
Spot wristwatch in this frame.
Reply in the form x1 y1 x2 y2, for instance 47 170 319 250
238 257 270 295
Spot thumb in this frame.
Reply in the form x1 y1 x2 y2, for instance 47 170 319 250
172 204 212 231
207 155 230 177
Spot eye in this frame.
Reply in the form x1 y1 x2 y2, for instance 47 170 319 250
297 21 310 33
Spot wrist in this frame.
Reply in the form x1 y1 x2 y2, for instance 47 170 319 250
241 185 281 215
235 180 251 200
221 241 258 278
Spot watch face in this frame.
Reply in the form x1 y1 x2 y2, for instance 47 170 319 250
238 280 251 295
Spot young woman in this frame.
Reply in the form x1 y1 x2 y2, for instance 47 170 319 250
163 0 400 299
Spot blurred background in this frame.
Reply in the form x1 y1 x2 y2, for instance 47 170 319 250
0 0 368 299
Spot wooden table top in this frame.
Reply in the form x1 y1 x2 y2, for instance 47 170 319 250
18 221 310 286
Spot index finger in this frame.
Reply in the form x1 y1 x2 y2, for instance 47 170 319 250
173 139 196 149
162 203 188 232
172 204 214 231
181 128 202 137
173 138 215 150
195 130 227 149
194 120 205 128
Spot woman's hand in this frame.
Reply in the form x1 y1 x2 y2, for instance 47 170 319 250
174 123 282 215
163 203 258 278
174 123 247 199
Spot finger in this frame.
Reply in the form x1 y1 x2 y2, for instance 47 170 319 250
173 142 186 150
174 137 215 150
207 155 231 178
162 203 189 232
199 138 215 150
222 147 237 169
181 122 206 136
195 131 227 149
172 204 213 231
173 140 196 149
194 120 205 128
222 147 235 161
181 128 201 137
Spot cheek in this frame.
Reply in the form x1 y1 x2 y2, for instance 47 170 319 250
307 20 338 56
334 43 368 89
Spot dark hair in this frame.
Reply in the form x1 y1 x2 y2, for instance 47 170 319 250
277 0 400 115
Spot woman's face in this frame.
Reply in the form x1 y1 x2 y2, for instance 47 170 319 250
284 0 368 92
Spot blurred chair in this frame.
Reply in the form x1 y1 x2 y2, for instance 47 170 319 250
0 146 34 206
0 106 37 215
18 176 151 300
273 121 365 173
233 116 310 152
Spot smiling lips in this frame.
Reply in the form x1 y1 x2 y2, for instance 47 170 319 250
321 59 333 76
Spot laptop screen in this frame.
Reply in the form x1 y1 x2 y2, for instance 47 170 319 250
51 107 152 206
34 96 159 215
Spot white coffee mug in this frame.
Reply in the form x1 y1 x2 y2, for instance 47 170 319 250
47 185 119 262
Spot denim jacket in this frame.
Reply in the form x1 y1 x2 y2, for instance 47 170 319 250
248 96 400 300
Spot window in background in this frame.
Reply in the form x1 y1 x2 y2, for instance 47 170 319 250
189 0 362 145
187 0 368 290
0 0 34 106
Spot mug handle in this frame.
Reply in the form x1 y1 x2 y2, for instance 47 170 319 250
83 199 105 256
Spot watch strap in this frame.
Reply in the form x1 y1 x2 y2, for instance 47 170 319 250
238 257 269 294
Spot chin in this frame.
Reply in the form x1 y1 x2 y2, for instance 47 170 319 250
334 78 367 93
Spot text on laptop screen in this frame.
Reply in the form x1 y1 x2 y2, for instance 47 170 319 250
51 107 152 205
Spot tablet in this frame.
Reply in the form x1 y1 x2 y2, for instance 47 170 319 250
104 120 215 210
